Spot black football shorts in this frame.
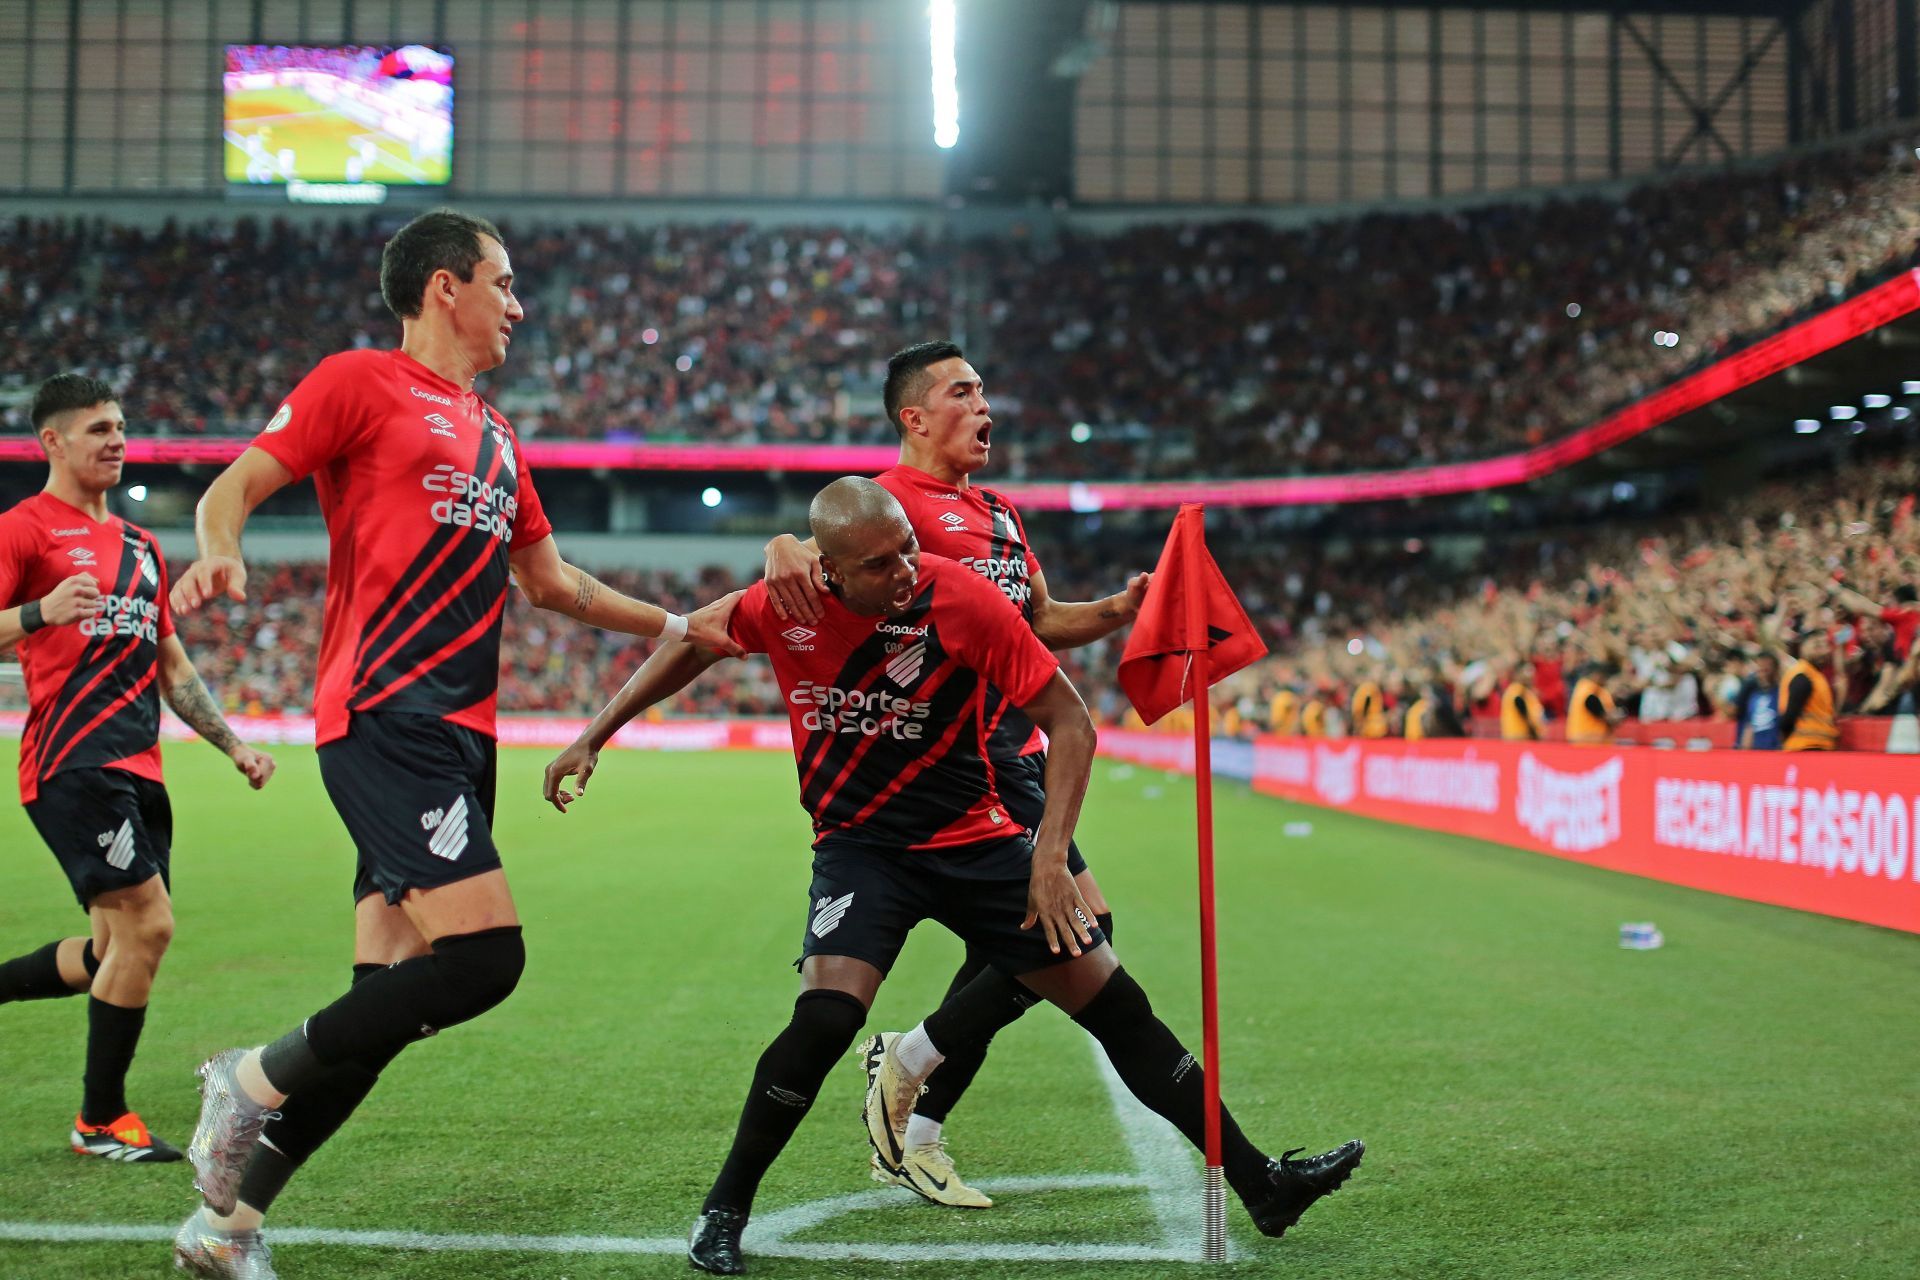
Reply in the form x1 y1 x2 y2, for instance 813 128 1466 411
796 834 1107 978
993 749 1089 876
318 711 502 905
24 767 173 911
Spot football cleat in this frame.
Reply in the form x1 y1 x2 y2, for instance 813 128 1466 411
187 1049 276 1216
857 1032 923 1172
172 1206 279 1279
1243 1139 1366 1237
71 1111 183 1162
870 1143 992 1208
687 1206 748 1275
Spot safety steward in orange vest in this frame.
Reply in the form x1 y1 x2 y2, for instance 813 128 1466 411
1779 631 1840 752
1566 669 1617 745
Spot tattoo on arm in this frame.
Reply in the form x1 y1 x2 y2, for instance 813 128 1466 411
164 676 241 755
573 570 602 616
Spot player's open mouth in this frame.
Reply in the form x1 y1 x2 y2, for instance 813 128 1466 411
975 423 991 450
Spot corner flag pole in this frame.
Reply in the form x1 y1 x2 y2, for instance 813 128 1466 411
1181 505 1227 1263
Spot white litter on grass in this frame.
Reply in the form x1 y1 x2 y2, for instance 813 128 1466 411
1282 822 1314 837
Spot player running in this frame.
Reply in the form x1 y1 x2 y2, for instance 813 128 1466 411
761 341 1149 1205
544 477 1363 1276
0 374 275 1166
165 209 742 1280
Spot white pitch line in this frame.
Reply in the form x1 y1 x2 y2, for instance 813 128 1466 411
1088 1036 1229 1260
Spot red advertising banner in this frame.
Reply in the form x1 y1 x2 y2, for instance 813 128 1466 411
1098 730 1920 935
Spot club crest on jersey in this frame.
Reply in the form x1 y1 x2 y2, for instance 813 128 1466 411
992 508 1017 539
780 626 816 651
492 427 517 475
883 641 927 687
424 413 458 438
939 511 968 531
135 548 158 588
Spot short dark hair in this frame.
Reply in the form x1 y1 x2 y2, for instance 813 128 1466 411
882 341 965 438
31 373 118 430
379 208 505 320
1896 584 1919 605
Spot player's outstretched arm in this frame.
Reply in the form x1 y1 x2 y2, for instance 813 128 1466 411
510 535 745 658
155 636 276 789
1015 670 1099 955
172 448 294 614
542 640 730 814
763 532 825 623
1028 567 1151 651
0 572 102 649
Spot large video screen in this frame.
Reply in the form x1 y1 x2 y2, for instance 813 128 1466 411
224 45 453 186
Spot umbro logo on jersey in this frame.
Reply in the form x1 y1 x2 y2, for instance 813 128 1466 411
810 891 854 938
884 641 927 688
781 626 816 651
95 821 135 871
423 795 470 862
939 511 968 530
425 413 458 438
410 386 454 406
66 547 96 565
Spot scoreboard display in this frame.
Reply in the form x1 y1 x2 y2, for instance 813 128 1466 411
223 45 454 187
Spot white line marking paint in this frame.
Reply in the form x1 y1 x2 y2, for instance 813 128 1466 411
1088 1036 1229 1259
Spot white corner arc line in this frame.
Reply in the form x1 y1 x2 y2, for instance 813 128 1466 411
1087 1036 1230 1260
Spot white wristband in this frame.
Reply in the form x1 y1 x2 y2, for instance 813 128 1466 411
660 612 689 643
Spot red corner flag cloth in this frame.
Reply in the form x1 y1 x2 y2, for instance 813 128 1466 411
1117 504 1268 725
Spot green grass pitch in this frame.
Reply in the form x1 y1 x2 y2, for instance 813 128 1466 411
1 739 1916 1278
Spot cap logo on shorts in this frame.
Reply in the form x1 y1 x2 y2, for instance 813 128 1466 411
423 796 470 862
96 820 136 871
810 891 854 938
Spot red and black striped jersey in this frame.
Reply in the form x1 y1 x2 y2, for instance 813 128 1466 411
251 349 552 746
874 465 1045 760
0 493 173 803
731 554 1060 852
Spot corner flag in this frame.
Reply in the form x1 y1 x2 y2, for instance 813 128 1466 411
1118 504 1267 724
1115 503 1266 1262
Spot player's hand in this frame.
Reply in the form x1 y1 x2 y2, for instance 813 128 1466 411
171 556 248 613
543 739 599 814
1022 859 1095 957
685 590 747 658
764 534 825 624
39 573 104 626
1123 571 1151 617
230 745 276 790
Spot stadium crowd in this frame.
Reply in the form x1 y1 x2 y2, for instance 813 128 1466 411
4 130 1919 478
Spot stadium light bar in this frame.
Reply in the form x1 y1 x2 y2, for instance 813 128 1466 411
1794 420 1822 434
1830 405 1858 420
1863 393 1893 409
701 487 723 508
1904 380 1920 394
1071 422 1092 443
930 0 959 149
1896 406 1914 421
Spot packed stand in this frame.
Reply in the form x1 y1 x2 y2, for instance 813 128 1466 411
5 130 1920 476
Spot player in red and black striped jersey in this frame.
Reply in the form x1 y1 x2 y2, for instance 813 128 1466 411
0 374 274 1167
761 342 1152 1201
162 210 744 1269
544 479 1363 1274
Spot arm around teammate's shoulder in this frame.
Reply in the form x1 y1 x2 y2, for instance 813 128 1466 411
1027 567 1150 651
509 535 745 657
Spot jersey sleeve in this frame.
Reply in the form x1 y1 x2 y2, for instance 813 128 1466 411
1005 496 1043 579
154 551 176 640
508 433 553 552
249 354 376 483
727 582 777 656
0 510 37 610
941 566 1059 705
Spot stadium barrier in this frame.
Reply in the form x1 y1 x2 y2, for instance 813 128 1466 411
1464 714 1920 752
1098 729 1920 935
11 710 1914 932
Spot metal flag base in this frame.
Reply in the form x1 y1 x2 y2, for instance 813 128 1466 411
1203 1163 1227 1261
